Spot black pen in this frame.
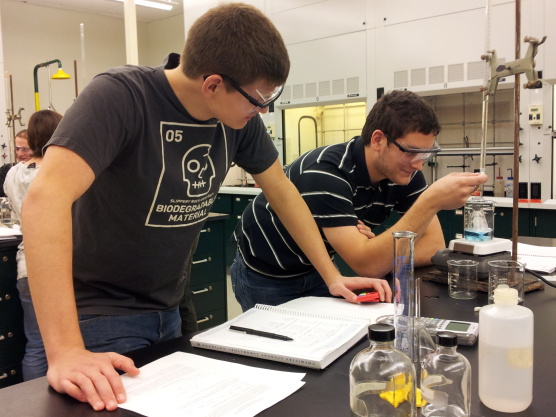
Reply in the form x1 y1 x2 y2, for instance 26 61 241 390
229 325 294 341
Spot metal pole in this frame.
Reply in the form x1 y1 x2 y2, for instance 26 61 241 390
511 0 521 260
9 75 16 163
74 60 79 98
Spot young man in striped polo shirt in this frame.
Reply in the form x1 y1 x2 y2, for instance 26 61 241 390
231 90 487 311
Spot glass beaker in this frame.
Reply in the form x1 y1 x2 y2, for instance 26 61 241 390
464 198 494 242
0 198 15 227
487 260 525 305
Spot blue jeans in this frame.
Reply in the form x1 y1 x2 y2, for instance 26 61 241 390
79 307 182 354
230 251 331 312
17 278 47 381
16 275 181 380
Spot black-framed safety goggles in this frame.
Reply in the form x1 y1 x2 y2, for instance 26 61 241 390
205 74 283 113
385 134 441 163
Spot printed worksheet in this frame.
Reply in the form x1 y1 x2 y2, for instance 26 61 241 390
119 352 305 417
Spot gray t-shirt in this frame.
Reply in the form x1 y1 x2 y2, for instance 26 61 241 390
47 53 278 314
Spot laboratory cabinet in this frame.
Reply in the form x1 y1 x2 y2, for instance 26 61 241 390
212 191 258 267
529 209 556 238
0 240 25 389
493 207 531 239
190 215 228 330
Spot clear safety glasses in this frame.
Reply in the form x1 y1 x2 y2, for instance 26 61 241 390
218 74 283 114
386 134 441 163
15 146 32 153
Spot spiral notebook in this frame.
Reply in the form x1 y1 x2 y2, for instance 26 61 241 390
516 243 556 274
191 297 395 369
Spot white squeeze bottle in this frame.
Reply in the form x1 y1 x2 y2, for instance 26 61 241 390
505 168 514 198
478 286 533 412
493 168 505 197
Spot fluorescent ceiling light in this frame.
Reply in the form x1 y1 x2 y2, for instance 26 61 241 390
115 0 176 11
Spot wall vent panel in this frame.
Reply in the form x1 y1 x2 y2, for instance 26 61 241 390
429 66 444 84
346 77 359 94
293 84 304 100
305 82 317 97
411 68 426 86
448 63 464 83
332 79 344 95
319 81 330 96
394 70 408 88
281 85 291 101
467 61 485 80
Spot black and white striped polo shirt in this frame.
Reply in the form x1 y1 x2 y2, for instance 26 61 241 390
234 136 427 278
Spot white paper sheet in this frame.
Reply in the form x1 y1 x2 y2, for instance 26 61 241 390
279 296 395 322
119 352 305 417
515 243 556 273
0 225 21 237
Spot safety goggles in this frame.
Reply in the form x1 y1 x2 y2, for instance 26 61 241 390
386 134 441 163
15 146 32 153
217 74 283 114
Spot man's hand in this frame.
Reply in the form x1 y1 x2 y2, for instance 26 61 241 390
326 274 392 304
356 220 376 239
424 172 488 211
47 348 140 411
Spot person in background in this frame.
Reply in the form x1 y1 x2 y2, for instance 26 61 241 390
231 90 488 311
4 111 62 380
0 129 31 197
22 3 389 411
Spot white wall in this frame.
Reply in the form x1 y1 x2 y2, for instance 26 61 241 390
0 0 185 163
0 1 552 199
270 0 554 200
143 13 186 66
1 1 129 118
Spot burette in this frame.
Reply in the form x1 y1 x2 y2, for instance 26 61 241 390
471 0 492 230
478 0 492 180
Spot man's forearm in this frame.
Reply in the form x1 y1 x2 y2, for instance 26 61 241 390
23 189 85 361
413 216 445 266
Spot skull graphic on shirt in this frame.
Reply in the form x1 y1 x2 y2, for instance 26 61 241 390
182 144 215 197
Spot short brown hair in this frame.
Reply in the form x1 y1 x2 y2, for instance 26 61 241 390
361 90 441 145
15 129 28 140
27 110 62 157
181 3 290 86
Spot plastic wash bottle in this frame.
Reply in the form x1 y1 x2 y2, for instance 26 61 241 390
478 286 533 412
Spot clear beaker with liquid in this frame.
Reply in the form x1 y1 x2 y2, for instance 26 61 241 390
464 198 494 242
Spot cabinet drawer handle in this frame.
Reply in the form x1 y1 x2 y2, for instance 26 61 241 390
2 256 8 262
192 257 211 265
200 227 211 233
0 293 12 302
0 332 13 341
0 373 7 380
197 314 214 324
192 286 213 295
